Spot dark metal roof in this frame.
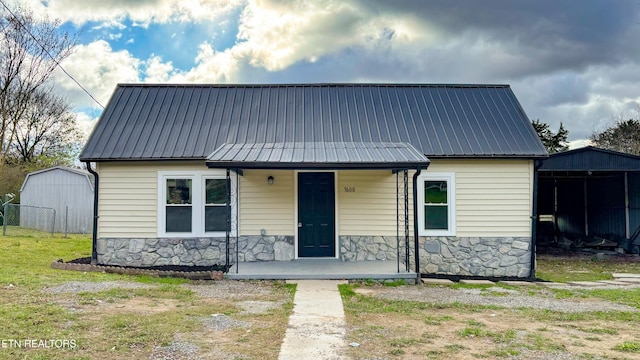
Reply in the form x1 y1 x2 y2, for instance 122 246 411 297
540 146 640 171
206 142 430 169
79 83 547 161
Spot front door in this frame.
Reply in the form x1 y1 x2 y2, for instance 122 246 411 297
298 172 335 257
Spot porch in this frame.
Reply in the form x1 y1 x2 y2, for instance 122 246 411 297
224 259 418 282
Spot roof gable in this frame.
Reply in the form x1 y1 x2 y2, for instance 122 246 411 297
20 166 94 192
80 83 547 161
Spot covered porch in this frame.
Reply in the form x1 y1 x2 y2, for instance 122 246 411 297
207 141 430 280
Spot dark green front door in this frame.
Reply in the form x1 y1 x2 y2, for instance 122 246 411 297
298 172 335 257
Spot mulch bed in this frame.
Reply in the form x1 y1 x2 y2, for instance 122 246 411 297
51 257 229 280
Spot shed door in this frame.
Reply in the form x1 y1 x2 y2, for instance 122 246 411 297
297 172 335 257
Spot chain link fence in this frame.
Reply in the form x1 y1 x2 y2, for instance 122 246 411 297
2 204 56 236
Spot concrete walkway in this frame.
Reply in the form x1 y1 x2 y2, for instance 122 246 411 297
279 280 349 360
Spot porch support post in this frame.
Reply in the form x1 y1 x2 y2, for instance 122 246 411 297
235 170 240 273
225 169 231 273
396 171 400 273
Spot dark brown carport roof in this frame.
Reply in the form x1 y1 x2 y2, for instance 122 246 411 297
205 142 430 169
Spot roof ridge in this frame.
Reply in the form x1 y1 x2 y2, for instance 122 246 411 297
116 83 511 89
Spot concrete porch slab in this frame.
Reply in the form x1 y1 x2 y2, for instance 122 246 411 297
224 259 417 281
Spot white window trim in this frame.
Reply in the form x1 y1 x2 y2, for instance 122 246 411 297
417 172 456 236
158 171 236 237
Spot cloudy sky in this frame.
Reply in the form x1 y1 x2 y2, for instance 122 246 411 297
12 0 640 145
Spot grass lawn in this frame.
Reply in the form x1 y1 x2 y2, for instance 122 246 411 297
0 230 295 360
536 253 640 282
3 228 640 359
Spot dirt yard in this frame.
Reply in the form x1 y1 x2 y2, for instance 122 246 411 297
343 283 640 360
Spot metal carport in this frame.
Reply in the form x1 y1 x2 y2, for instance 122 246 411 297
537 146 640 253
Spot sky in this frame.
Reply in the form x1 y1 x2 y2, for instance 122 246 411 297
11 0 640 146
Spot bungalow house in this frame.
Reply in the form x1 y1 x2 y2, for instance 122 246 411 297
79 84 547 279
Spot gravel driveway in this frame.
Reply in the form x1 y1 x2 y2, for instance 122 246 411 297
362 283 640 312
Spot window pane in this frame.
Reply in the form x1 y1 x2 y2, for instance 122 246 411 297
206 179 227 205
425 205 448 230
166 206 192 232
425 181 447 204
167 179 192 204
205 206 227 232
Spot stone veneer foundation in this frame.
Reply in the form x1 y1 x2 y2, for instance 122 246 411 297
96 236 295 267
96 235 532 278
339 236 406 262
419 236 532 278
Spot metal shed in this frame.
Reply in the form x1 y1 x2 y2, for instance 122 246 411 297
20 166 94 234
537 146 640 252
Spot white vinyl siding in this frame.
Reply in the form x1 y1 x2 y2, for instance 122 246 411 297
338 170 407 236
239 170 295 236
97 159 532 239
427 160 533 237
97 162 206 238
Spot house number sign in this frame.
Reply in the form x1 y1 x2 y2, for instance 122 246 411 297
344 187 356 192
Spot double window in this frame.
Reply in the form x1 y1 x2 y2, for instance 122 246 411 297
417 172 456 236
159 172 234 237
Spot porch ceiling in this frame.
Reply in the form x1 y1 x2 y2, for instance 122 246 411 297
205 141 430 170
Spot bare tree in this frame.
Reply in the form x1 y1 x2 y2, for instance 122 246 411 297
8 88 80 165
0 6 76 163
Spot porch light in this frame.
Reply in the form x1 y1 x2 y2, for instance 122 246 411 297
267 176 274 185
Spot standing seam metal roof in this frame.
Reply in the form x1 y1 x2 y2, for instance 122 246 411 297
206 142 430 169
79 83 547 161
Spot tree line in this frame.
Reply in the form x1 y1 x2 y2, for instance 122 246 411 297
532 114 640 156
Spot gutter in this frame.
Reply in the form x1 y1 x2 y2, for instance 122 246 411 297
530 159 544 279
85 162 99 265
412 166 423 284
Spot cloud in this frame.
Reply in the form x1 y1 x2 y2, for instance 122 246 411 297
22 0 245 27
53 40 141 108
144 55 178 83
17 0 640 145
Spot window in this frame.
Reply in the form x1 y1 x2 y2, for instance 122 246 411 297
159 172 235 237
165 178 192 233
417 172 455 236
205 178 227 232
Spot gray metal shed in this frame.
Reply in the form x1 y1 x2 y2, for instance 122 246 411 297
20 166 94 234
537 146 640 252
